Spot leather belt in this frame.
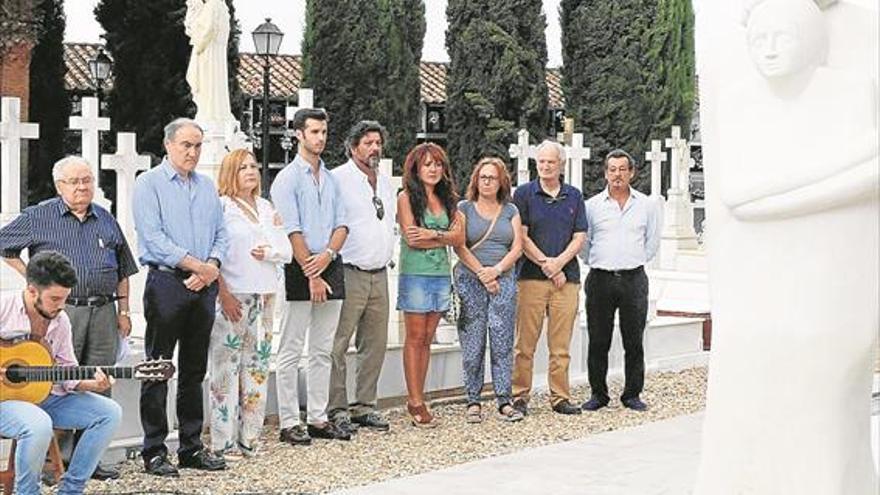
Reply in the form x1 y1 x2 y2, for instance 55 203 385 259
67 295 117 307
592 266 644 277
343 263 387 274
148 264 190 279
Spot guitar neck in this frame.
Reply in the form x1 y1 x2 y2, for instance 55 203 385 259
13 366 136 382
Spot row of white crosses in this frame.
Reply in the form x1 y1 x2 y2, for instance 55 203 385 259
507 128 590 192
1 97 40 214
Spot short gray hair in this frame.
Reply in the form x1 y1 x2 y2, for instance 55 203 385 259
52 156 91 181
535 140 566 163
163 118 204 142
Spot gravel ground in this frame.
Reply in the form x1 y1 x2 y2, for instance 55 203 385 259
76 367 708 495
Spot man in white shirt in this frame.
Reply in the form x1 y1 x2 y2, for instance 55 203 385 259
327 121 396 433
581 149 661 412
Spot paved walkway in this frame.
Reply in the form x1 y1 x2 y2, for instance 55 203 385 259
337 408 880 495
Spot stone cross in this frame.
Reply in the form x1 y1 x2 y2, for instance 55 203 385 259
508 129 536 186
1 97 40 214
565 133 590 193
285 88 315 123
664 126 688 192
645 139 667 197
69 97 111 207
102 132 150 241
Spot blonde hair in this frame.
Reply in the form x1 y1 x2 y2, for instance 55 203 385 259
217 149 259 198
466 157 512 202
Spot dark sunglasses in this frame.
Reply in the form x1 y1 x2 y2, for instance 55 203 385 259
543 192 568 205
372 196 385 220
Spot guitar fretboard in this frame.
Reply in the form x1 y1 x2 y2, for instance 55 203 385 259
8 366 135 382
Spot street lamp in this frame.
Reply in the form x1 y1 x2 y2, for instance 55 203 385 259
88 47 112 101
252 18 284 197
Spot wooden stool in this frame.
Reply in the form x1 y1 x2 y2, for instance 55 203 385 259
0 429 65 495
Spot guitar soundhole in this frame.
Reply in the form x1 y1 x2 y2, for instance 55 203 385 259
4 365 25 383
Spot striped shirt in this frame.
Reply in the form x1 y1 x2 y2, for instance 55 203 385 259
132 158 228 267
0 197 139 298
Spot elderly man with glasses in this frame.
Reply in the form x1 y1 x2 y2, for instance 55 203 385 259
0 155 138 480
326 120 397 435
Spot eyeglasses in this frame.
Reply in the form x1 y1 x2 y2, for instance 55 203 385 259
478 175 499 183
543 192 568 205
238 163 262 171
57 176 94 186
372 196 385 220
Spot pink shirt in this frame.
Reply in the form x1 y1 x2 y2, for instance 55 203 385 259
0 292 79 396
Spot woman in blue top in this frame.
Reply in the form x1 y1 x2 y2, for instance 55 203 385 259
453 156 524 423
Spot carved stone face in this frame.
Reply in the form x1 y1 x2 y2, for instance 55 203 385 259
745 0 825 79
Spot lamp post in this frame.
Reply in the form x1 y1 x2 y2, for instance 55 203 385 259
88 47 112 104
252 18 284 197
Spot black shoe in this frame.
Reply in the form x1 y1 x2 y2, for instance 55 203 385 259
91 463 121 480
622 397 648 411
551 400 582 415
279 425 312 446
351 411 390 431
511 398 529 417
144 454 179 477
308 422 351 441
581 397 610 411
178 449 227 471
332 415 359 435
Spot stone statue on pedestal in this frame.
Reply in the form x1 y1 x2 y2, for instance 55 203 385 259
695 0 878 492
184 0 235 125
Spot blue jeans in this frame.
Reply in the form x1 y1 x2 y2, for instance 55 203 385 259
0 393 122 495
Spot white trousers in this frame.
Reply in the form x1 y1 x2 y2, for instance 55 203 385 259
275 300 342 428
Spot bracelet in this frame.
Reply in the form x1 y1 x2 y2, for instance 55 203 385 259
118 310 131 317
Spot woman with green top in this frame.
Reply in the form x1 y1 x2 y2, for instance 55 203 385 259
396 143 464 427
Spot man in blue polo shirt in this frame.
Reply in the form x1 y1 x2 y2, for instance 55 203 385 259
511 140 587 416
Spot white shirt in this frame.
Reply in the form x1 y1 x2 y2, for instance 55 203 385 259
582 187 662 270
331 159 396 270
220 195 292 294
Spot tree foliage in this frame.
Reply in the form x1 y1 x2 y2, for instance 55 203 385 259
446 0 549 191
560 0 695 196
27 0 70 203
0 0 38 54
301 0 425 169
95 0 242 161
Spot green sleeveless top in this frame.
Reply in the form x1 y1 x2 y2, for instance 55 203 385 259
399 210 451 276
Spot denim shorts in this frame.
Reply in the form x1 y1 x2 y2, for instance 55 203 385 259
397 274 451 313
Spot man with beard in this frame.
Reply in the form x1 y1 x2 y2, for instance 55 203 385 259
271 108 350 445
0 251 122 495
326 121 396 435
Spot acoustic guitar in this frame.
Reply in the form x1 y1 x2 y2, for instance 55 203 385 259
0 339 175 403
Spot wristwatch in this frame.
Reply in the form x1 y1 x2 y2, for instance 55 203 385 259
118 310 131 317
325 248 338 261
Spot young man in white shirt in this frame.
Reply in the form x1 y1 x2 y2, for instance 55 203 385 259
327 121 397 434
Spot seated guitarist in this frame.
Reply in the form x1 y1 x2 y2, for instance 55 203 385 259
0 251 121 495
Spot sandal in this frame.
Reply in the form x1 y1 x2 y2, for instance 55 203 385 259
498 403 524 423
407 403 437 428
465 403 482 424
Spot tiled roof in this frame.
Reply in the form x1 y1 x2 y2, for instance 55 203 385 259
64 43 565 108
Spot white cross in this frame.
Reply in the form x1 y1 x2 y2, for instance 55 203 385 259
69 97 111 193
645 139 667 197
565 133 590 193
102 132 150 241
285 88 315 123
1 97 40 214
664 126 688 192
508 129 536 186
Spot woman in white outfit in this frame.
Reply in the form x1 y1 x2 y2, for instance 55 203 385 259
209 149 291 460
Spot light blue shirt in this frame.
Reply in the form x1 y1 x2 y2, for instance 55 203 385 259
132 158 228 267
270 154 347 253
582 187 662 270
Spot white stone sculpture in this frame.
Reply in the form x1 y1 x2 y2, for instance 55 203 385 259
184 0 234 125
694 0 879 493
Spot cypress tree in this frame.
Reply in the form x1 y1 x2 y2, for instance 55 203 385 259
95 0 242 160
28 0 70 204
446 0 549 191
560 0 694 196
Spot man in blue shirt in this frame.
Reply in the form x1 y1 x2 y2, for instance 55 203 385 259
132 118 228 476
511 140 587 416
581 149 661 412
271 108 350 445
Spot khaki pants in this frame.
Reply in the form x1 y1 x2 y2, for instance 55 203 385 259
511 279 579 406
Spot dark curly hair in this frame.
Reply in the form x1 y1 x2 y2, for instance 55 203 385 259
26 251 78 289
402 143 458 227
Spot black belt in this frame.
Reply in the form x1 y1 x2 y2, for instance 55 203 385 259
67 294 119 307
343 263 386 274
592 266 644 277
148 264 190 279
